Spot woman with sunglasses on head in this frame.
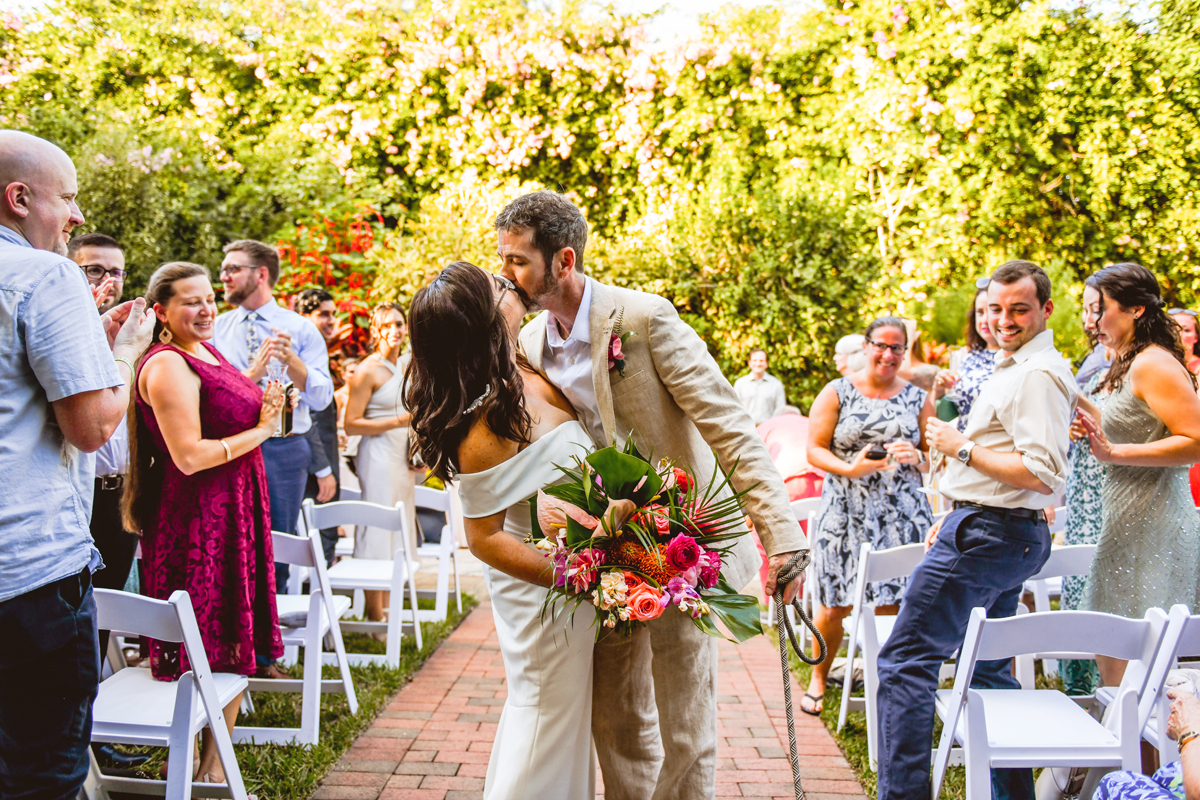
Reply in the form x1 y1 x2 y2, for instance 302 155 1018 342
343 302 417 629
1076 263 1200 687
933 279 1001 431
800 316 934 715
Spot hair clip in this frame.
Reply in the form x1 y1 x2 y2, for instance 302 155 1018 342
465 384 492 413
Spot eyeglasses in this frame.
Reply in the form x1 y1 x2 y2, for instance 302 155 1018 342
1169 308 1198 317
80 265 126 281
975 277 991 289
865 339 906 356
493 273 516 296
218 264 264 278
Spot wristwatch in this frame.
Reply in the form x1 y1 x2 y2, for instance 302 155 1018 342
957 441 976 466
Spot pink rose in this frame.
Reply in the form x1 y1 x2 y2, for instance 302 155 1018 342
627 584 665 621
698 550 722 589
664 533 701 572
608 334 623 369
567 548 606 594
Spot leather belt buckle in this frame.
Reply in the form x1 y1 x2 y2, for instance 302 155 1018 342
97 474 125 491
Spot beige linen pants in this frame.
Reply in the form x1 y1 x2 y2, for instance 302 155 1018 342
592 606 718 800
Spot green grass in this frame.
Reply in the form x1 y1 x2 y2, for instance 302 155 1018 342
108 594 479 800
781 628 1067 800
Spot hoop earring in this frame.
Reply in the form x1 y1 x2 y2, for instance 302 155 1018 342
159 327 173 345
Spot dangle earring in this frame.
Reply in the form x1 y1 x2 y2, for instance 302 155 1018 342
159 327 173 345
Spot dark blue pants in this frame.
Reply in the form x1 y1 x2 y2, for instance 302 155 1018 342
304 473 340 568
261 435 311 593
0 569 99 800
875 508 1051 800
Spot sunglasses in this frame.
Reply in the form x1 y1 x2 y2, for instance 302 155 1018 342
976 277 991 289
1169 309 1198 317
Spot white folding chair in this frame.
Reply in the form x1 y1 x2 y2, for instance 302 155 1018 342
413 483 463 622
836 542 927 771
931 607 1169 800
302 498 422 667
331 487 360 560
1095 603 1200 765
90 589 250 800
1017 542 1098 679
232 531 358 745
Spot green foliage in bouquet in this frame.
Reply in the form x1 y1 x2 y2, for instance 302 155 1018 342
527 437 764 643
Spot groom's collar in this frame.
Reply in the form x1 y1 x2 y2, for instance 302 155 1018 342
545 276 594 349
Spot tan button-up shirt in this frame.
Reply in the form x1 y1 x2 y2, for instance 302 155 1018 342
941 329 1078 510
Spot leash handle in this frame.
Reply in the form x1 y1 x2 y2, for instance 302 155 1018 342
772 549 828 800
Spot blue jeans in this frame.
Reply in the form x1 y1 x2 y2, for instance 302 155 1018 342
261 435 311 593
875 507 1051 800
0 569 99 800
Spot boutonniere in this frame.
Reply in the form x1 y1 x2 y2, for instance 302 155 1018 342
609 308 637 378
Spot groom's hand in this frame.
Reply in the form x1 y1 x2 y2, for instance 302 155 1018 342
765 551 803 604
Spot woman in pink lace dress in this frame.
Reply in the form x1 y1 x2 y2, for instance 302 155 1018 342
122 262 285 783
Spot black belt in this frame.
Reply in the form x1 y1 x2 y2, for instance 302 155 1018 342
95 475 125 491
952 501 1039 521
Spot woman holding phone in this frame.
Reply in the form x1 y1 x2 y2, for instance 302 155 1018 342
800 316 934 715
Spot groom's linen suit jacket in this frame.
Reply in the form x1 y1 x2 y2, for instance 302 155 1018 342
519 280 806 591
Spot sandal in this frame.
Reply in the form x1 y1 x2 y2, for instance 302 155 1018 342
800 692 824 716
255 662 290 680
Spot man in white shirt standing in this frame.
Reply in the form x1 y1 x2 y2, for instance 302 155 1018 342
213 240 333 637
874 260 1078 800
733 349 787 425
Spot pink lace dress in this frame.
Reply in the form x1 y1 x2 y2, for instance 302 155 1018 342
135 342 282 680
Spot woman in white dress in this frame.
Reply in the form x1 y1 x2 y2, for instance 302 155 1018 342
404 261 606 800
343 302 417 626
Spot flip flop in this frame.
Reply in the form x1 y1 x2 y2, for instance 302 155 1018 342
800 692 824 716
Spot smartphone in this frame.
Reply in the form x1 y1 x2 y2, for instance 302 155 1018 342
865 443 888 460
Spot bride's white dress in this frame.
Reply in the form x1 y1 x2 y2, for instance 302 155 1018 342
456 420 597 800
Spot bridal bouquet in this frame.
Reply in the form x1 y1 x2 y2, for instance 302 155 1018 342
527 439 763 641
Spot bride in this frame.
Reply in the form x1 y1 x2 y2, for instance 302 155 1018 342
404 261 605 799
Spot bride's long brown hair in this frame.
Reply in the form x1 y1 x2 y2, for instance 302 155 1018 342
403 262 532 481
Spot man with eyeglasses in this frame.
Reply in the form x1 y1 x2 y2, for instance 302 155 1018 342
874 260 1077 800
69 232 126 314
213 239 333 677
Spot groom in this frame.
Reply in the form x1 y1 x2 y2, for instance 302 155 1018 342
501 191 807 800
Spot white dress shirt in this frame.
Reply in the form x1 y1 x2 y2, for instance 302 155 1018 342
213 298 334 449
543 277 606 447
96 416 129 476
941 329 1078 510
733 372 787 425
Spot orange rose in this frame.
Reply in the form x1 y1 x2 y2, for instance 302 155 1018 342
623 571 646 593
627 584 665 622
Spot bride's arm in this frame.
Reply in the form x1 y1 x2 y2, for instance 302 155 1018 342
463 512 555 588
458 417 555 587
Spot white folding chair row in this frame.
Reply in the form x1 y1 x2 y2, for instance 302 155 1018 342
232 530 358 746
836 542 927 771
89 589 251 800
1018 541 1097 679
1095 603 1200 765
931 607 1170 800
413 483 463 622
302 498 423 667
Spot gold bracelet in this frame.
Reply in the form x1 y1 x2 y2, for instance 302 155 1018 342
113 356 134 380
1178 731 1200 753
219 439 232 463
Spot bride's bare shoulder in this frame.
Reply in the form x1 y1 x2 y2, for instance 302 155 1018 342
457 414 520 475
520 366 576 418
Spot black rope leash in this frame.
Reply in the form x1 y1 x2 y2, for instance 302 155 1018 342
772 549 828 800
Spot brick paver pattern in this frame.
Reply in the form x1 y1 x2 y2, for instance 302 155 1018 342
314 602 866 800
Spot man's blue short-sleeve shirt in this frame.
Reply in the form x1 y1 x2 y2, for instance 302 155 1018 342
0 225 121 602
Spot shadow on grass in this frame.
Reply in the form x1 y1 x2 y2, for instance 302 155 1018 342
108 594 479 800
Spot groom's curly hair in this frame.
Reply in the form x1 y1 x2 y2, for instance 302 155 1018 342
404 261 532 481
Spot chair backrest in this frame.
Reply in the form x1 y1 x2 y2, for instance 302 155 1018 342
1047 505 1069 535
272 530 318 569
862 542 926 584
94 589 217 682
1027 543 1097 581
1172 608 1200 659
790 497 822 522
972 608 1161 664
340 486 362 501
414 485 451 514
303 498 406 535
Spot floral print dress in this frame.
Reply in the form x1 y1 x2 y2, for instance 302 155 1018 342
952 347 998 432
812 378 933 607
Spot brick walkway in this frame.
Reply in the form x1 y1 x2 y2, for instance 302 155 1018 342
315 602 866 800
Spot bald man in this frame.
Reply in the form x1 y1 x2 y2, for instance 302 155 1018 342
0 130 155 799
